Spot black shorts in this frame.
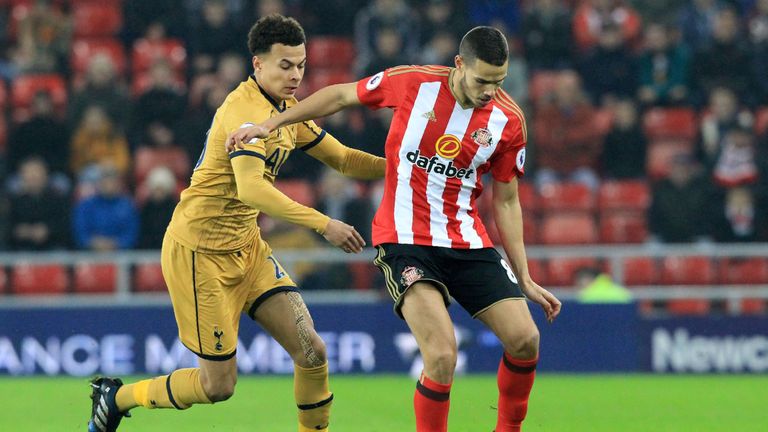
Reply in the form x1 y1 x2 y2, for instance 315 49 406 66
373 243 524 319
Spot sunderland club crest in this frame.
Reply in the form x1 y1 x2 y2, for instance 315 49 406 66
471 128 493 147
400 266 425 287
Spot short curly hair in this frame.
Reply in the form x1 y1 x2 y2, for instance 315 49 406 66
247 14 306 56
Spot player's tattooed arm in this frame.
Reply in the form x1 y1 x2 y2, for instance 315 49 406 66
287 292 324 367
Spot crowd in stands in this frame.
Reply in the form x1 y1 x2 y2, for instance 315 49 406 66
0 0 767 295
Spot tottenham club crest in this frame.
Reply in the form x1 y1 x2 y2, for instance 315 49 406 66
471 128 493 147
400 266 425 287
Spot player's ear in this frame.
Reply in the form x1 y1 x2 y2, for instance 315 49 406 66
454 55 464 70
252 56 261 73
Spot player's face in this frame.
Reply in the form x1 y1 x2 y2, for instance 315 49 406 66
458 57 507 107
253 43 307 100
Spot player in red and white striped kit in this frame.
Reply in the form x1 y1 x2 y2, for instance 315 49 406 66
228 26 561 432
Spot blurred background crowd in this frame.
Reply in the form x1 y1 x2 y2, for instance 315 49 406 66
0 0 767 292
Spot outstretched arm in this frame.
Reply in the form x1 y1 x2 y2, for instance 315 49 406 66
305 132 385 179
493 177 561 322
227 83 361 148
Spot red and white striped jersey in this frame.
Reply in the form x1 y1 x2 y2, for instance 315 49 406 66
356 65 527 249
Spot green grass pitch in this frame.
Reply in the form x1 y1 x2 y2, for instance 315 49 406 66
2 374 766 431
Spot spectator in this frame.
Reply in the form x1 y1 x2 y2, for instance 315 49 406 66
580 22 638 105
637 23 690 106
467 0 521 34
316 168 374 243
711 186 767 242
7 90 70 181
712 126 760 187
629 0 688 24
749 0 768 44
752 0 768 103
649 154 713 242
139 167 178 249
677 0 724 51
354 0 419 74
573 0 642 52
502 37 529 107
601 99 647 179
362 26 411 77
188 53 246 108
690 7 754 105
70 105 131 178
178 85 229 163
521 0 574 70
68 54 130 129
423 31 459 67
124 0 186 42
73 165 138 251
420 0 466 44
575 267 632 303
300 0 357 36
6 157 69 250
698 87 753 171
533 71 603 190
187 0 243 75
130 59 187 146
15 0 72 74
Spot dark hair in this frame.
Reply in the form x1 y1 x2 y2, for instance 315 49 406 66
247 14 306 56
459 26 509 66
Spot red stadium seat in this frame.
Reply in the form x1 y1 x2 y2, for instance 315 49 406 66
538 182 595 212
299 70 355 98
755 106 768 137
132 39 187 74
718 258 768 285
546 257 600 287
598 180 650 212
646 139 694 179
539 213 598 245
642 108 698 141
528 71 559 105
527 258 547 286
72 3 123 37
274 179 315 207
134 263 166 292
739 298 766 315
666 299 711 315
11 74 67 122
11 263 69 295
130 70 187 97
133 146 191 185
622 257 658 286
307 37 356 70
73 263 117 294
71 38 127 78
599 212 648 244
0 266 7 294
0 115 7 153
593 108 614 136
660 256 716 285
517 181 538 212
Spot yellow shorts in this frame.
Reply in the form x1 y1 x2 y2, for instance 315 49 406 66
161 233 297 360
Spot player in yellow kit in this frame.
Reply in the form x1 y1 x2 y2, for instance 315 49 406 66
87 14 385 432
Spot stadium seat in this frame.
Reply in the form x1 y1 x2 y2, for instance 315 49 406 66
660 256 716 285
301 70 355 97
73 263 117 294
0 266 7 294
666 299 711 315
622 257 658 286
11 263 69 295
755 106 768 137
527 258 547 286
348 262 376 290
0 115 7 153
739 298 766 315
642 108 698 141
539 213 598 245
538 182 595 212
517 181 538 212
528 70 559 105
71 38 127 79
599 212 648 244
133 263 166 292
10 74 67 122
132 39 187 75
133 146 191 185
130 70 187 97
646 139 694 179
718 258 768 285
274 179 315 207
307 37 355 70
546 257 601 287
598 180 650 212
72 3 123 37
0 79 6 110
593 108 614 136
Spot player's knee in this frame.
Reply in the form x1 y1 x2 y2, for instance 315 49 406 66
293 332 327 368
423 344 457 379
504 327 540 359
202 375 237 402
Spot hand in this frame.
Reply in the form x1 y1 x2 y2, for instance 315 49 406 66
520 279 561 323
322 219 366 253
225 124 272 152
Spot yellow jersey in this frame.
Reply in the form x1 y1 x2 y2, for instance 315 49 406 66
167 76 332 253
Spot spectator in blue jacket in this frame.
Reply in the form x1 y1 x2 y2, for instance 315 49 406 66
73 165 138 251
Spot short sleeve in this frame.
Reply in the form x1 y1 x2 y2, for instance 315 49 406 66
296 119 327 151
356 67 409 109
490 121 527 183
